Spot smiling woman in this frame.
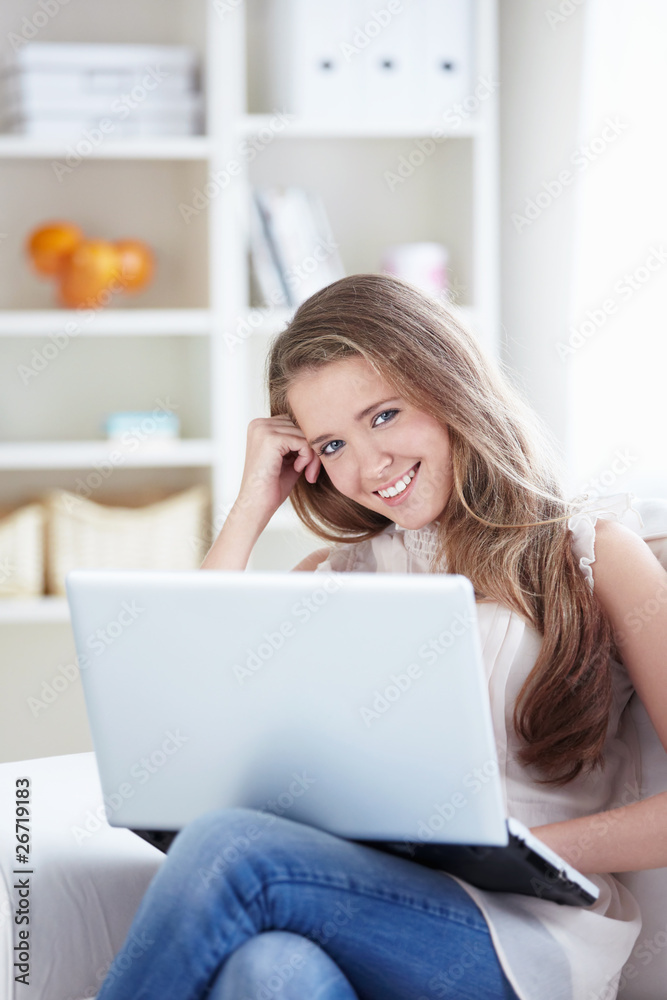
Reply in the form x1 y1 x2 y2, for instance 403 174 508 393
266 275 617 786
99 273 667 1000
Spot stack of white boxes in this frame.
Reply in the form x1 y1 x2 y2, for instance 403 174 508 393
0 42 202 138
263 0 474 124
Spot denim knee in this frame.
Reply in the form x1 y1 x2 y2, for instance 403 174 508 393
174 806 270 846
218 929 320 982
206 930 359 1000
168 807 280 892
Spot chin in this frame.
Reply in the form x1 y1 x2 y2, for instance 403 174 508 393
396 516 435 530
394 500 445 527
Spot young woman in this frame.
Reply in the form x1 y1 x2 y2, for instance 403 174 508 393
96 274 667 1000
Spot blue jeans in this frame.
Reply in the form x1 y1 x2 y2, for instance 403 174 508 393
96 807 521 1000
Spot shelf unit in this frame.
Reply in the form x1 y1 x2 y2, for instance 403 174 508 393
0 0 499 760
0 0 500 555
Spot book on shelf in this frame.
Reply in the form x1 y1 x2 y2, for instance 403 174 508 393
249 189 292 308
250 185 346 309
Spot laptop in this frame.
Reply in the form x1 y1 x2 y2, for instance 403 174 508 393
65 568 599 907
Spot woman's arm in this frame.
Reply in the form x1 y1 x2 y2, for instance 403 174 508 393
200 498 270 570
533 518 667 874
531 790 667 875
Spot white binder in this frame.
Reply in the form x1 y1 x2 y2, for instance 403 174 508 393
358 0 415 123
418 0 475 122
265 0 358 121
263 0 474 125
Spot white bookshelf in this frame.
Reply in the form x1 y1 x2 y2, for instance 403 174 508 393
0 0 499 759
0 440 215 470
0 135 213 160
0 308 212 336
236 115 481 139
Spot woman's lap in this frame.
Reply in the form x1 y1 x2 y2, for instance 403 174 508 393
95 806 520 1000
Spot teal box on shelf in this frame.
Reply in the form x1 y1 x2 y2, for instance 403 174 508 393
104 410 180 441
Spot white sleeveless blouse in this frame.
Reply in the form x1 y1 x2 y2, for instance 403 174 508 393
313 492 647 1000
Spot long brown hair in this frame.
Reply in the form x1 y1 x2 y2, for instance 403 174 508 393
266 273 617 787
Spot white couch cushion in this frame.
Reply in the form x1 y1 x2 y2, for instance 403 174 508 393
614 693 667 1000
0 751 164 1000
613 498 667 1000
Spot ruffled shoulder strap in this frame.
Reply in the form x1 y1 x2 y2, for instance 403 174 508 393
567 491 644 591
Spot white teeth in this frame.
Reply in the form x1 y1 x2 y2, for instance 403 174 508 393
378 465 417 498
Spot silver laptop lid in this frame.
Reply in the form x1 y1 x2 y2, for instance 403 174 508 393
66 569 508 846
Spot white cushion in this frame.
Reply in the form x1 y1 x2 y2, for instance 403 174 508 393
613 497 667 999
615 694 667 1000
0 751 164 1000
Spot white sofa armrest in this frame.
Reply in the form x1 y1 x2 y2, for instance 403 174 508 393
0 751 165 1000
614 693 667 1000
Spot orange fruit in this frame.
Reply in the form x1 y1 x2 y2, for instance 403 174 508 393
114 239 154 293
26 221 84 277
56 239 123 309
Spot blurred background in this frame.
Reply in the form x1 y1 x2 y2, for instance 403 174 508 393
0 0 665 761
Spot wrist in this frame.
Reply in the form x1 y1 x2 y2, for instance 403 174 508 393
229 493 274 533
200 498 269 571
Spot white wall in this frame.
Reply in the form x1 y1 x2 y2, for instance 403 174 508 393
499 0 585 458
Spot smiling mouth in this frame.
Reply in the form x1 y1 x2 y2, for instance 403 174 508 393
373 462 420 499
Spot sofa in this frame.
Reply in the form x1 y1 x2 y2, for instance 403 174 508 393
1 497 667 1000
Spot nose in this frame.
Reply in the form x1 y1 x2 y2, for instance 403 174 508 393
355 440 393 490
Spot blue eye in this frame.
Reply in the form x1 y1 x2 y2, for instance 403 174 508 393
319 441 341 457
318 409 398 457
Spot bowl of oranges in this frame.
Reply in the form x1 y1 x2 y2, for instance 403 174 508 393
26 221 155 309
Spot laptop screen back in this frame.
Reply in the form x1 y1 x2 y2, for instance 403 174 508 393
66 569 508 846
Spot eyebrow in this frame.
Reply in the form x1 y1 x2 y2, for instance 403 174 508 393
308 398 402 448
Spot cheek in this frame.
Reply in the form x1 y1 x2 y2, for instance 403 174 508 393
327 461 365 499
418 432 452 493
322 462 350 494
405 415 442 446
423 425 451 463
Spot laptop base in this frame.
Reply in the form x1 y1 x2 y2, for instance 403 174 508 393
354 834 598 907
130 828 179 855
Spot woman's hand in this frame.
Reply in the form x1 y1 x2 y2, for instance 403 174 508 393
201 415 322 571
235 414 322 524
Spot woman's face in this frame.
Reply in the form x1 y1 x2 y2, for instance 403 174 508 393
287 356 453 528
